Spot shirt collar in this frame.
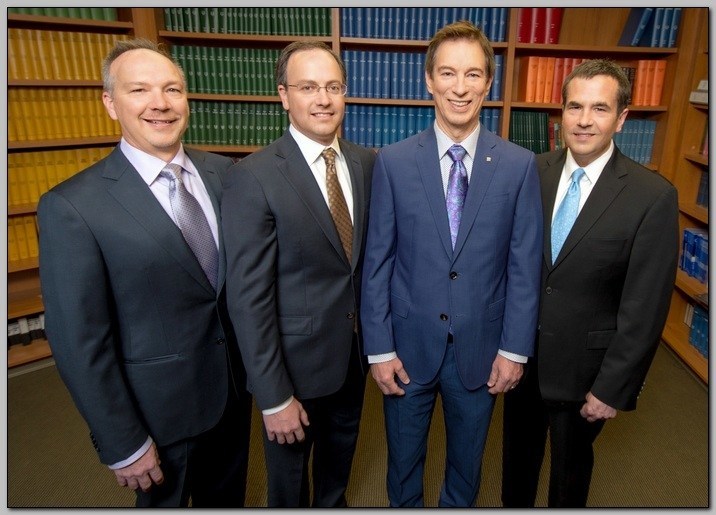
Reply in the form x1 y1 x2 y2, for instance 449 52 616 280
565 140 615 184
433 120 480 160
120 138 193 186
289 124 341 166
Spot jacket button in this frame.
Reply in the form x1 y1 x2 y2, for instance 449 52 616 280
545 287 553 294
347 312 355 319
216 338 226 345
440 313 448 321
450 271 458 280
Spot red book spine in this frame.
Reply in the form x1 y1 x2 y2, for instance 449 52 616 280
517 8 533 43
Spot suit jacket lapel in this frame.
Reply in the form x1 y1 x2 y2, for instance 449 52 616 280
185 148 226 290
275 132 350 265
340 139 366 271
541 150 567 268
104 147 215 294
555 153 626 266
453 129 499 258
416 128 453 258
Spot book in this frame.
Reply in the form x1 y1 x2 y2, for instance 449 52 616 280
667 8 682 47
639 7 664 47
618 8 654 46
519 56 539 103
530 8 546 44
648 59 667 106
658 8 674 48
544 8 563 44
516 8 532 43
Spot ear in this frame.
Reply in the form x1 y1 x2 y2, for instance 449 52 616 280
425 70 434 95
615 108 629 133
278 85 290 111
102 91 119 121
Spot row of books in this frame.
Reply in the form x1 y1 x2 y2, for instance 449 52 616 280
171 45 281 96
8 215 39 264
684 304 708 359
9 88 120 142
518 56 585 104
343 51 503 101
509 111 551 155
689 79 708 106
8 315 46 348
8 29 128 81
696 171 708 208
8 7 117 21
163 7 331 36
343 106 501 149
183 101 288 147
515 8 564 44
340 8 508 42
613 119 657 165
630 60 667 107
680 228 708 284
9 147 112 207
618 7 682 48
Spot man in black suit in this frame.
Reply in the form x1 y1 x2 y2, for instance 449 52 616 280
221 41 375 507
38 39 251 507
501 59 679 507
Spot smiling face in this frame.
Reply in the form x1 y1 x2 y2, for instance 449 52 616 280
277 48 345 146
562 75 628 167
425 39 492 142
102 48 188 162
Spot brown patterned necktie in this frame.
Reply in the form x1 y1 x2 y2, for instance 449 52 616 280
321 147 353 262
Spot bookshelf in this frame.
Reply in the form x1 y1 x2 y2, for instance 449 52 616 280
658 10 709 383
6 8 707 371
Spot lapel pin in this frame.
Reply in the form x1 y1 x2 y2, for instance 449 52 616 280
486 156 492 162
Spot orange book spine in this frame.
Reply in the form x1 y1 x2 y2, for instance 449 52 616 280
543 57 556 104
633 59 649 106
519 56 539 103
649 59 666 106
534 57 548 103
551 57 565 104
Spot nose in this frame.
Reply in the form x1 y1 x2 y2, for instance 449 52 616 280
314 87 331 105
577 108 593 126
149 89 171 110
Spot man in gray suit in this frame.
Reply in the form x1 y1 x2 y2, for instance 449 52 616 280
38 39 251 507
221 41 375 507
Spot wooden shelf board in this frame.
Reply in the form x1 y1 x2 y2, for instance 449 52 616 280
7 339 53 368
675 270 708 301
8 136 119 151
8 287 44 319
8 13 133 32
8 203 38 216
684 152 709 166
679 203 708 224
662 324 708 383
8 258 40 274
514 43 677 55
160 30 332 44
9 80 103 87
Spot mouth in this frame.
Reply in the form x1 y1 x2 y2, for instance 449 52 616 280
144 119 177 126
449 100 471 108
312 112 334 119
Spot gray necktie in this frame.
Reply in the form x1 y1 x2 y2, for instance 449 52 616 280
160 163 218 290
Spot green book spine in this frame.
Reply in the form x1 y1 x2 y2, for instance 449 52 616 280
226 102 236 144
200 8 210 33
103 8 117 21
163 8 172 30
207 46 218 93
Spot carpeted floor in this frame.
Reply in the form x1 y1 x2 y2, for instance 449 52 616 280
6 343 710 507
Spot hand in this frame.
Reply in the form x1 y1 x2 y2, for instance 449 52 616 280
263 398 310 444
486 354 523 395
580 392 617 423
370 358 410 396
113 442 164 492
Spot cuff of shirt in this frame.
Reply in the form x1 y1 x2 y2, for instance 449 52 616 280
107 436 153 470
498 349 528 364
262 396 294 415
368 351 397 364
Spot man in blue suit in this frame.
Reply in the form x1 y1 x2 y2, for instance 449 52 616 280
361 21 542 507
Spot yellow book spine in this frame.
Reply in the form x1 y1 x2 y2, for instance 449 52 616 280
45 150 60 190
9 29 22 80
35 30 52 80
56 31 73 81
45 88 61 140
77 31 92 80
48 30 63 79
8 153 21 207
25 156 40 205
75 148 91 179
14 217 30 261
8 89 25 141
16 152 31 205
8 219 20 264
16 29 35 80
34 151 51 200
63 148 79 183
25 216 40 259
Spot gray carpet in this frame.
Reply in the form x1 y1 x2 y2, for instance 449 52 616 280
7 343 709 507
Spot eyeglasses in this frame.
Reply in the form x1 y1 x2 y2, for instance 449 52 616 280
286 82 348 96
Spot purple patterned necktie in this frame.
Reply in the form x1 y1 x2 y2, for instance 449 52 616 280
160 163 218 290
446 144 468 249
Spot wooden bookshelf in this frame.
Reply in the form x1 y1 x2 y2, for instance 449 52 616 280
6 7 708 371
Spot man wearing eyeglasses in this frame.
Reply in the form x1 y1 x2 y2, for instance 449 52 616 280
221 41 375 507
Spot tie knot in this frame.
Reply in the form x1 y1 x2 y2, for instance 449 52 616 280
160 163 183 182
447 144 467 163
321 147 337 166
571 167 585 184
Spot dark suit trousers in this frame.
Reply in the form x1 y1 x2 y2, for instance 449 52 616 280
502 360 606 508
135 385 253 507
263 335 366 508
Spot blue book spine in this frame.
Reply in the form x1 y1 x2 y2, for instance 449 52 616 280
668 8 682 47
406 52 417 100
365 105 375 148
498 8 508 42
381 52 391 99
398 52 408 100
357 50 367 97
406 107 416 137
365 51 375 98
491 54 503 101
618 7 654 46
490 8 500 42
390 52 400 99
658 8 673 48
650 8 664 47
